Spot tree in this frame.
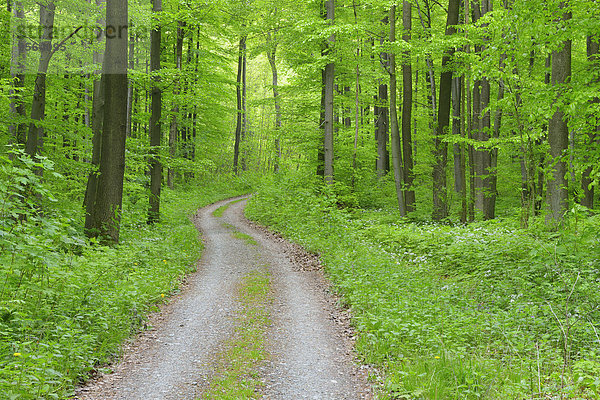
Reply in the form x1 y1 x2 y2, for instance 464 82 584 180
323 0 335 184
402 0 415 212
389 5 405 216
167 20 184 187
8 1 26 146
432 0 460 221
148 0 162 224
266 30 282 172
233 35 246 174
375 18 390 178
547 1 571 222
86 0 129 243
25 1 56 160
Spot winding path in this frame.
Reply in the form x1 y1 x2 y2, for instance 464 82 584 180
75 197 373 399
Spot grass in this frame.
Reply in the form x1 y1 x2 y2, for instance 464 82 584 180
223 222 258 246
212 197 247 217
245 173 600 399
201 269 271 399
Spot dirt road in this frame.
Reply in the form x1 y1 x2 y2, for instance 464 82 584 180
75 197 373 399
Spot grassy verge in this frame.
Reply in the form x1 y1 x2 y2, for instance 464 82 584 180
212 197 247 218
201 269 271 399
0 171 252 399
245 173 600 399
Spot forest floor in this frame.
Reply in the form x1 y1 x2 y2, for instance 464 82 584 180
73 197 374 400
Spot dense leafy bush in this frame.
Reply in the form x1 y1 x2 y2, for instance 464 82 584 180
246 173 600 399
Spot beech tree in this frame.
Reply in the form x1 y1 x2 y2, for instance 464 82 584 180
148 0 162 224
86 0 128 243
547 1 571 222
388 5 405 216
431 0 460 221
323 0 335 183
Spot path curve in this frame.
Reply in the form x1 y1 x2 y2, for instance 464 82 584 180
75 197 373 399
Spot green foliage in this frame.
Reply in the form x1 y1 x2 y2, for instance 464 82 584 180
247 174 600 399
0 154 252 399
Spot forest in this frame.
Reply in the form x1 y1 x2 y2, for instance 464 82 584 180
0 0 599 398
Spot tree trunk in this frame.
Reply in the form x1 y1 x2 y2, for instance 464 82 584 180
490 56 505 220
547 2 571 222
167 20 184 188
352 2 360 187
452 77 467 222
432 0 460 221
87 0 128 243
148 0 162 224
389 5 406 216
9 1 26 146
267 32 282 173
323 0 335 183
241 36 248 172
25 1 56 160
233 35 246 174
375 82 389 177
317 65 326 177
126 19 135 138
402 0 415 212
581 35 599 208
83 0 105 222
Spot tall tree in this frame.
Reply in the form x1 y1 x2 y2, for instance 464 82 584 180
233 35 246 174
87 0 129 243
148 0 162 223
25 1 56 159
323 0 335 183
432 0 460 221
9 1 26 146
84 0 106 224
389 5 406 216
167 20 184 188
266 30 282 172
472 0 494 220
402 0 415 212
547 1 571 222
375 37 390 177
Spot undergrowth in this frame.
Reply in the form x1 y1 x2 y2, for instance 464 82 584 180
245 172 600 399
0 150 253 399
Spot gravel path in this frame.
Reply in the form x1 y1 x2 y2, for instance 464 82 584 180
75 197 374 399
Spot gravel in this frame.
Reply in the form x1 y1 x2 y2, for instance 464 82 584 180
74 197 374 399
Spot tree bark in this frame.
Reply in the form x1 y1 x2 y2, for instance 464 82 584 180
87 0 128 243
148 0 162 224
375 81 389 177
167 20 184 187
267 32 282 173
25 1 56 160
432 0 460 221
241 37 248 172
547 2 571 222
9 1 26 146
233 35 246 174
83 0 105 223
389 5 406 216
402 0 415 212
452 77 467 222
323 0 335 183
